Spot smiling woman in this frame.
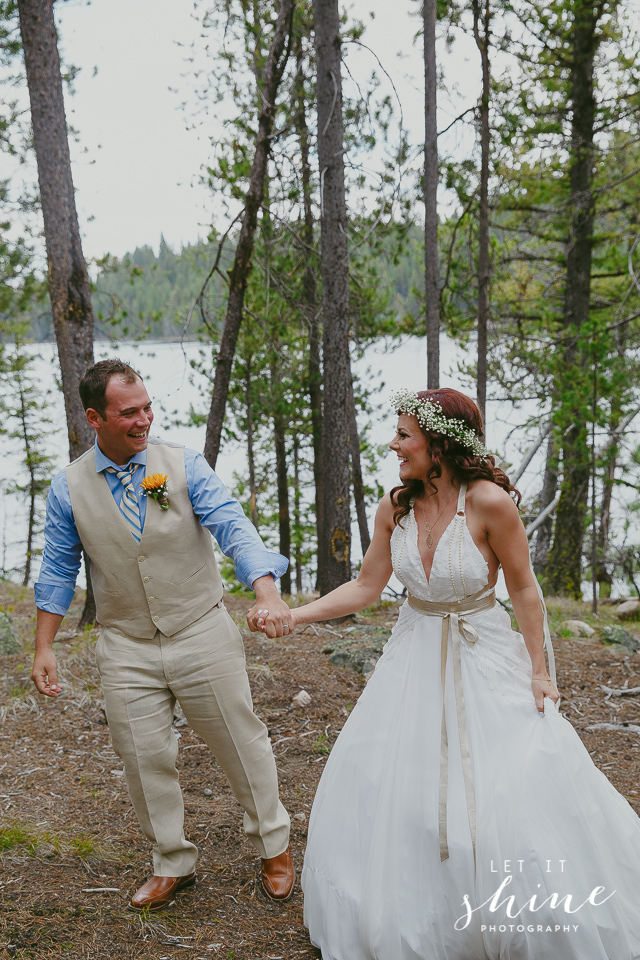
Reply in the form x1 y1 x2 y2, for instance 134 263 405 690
259 385 640 960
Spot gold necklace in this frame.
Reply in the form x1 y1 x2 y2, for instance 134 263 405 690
419 489 456 548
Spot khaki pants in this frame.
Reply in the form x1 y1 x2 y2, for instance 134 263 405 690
96 602 290 876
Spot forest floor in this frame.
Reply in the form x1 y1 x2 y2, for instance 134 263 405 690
1 583 640 960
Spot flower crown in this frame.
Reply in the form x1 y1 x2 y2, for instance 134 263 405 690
390 389 491 459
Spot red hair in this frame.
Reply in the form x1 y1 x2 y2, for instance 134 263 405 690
390 387 521 526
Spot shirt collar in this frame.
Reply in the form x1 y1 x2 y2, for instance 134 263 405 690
94 437 148 474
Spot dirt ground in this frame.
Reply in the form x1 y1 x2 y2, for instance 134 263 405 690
1 584 640 960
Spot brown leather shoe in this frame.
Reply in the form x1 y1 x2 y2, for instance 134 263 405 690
261 847 295 901
129 872 197 911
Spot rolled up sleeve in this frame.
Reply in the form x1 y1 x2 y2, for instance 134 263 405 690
186 450 289 589
34 473 83 615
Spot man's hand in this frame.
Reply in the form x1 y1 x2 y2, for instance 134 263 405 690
247 575 293 639
31 648 63 698
32 609 64 698
247 601 296 638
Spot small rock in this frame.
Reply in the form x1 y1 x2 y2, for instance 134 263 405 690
0 611 21 655
615 600 640 621
203 788 213 797
292 689 312 708
561 619 596 638
601 625 640 651
329 651 351 667
293 812 306 821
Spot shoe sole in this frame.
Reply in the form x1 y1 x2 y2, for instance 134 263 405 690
128 874 197 912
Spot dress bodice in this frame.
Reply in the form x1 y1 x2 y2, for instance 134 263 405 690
390 484 490 602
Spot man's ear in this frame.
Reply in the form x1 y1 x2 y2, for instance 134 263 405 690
85 407 103 431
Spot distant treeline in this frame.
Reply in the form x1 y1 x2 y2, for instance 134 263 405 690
20 231 425 343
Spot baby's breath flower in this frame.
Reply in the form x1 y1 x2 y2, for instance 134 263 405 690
390 389 490 459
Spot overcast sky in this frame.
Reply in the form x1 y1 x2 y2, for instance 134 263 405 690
41 0 481 263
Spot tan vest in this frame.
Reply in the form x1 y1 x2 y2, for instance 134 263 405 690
66 438 223 638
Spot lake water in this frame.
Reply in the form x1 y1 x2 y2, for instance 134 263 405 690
0 336 605 597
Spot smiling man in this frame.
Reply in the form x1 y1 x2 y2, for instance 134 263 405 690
31 359 295 910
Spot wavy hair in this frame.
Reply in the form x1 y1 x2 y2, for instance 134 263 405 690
390 388 521 526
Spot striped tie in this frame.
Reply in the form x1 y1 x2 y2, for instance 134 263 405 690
106 465 143 542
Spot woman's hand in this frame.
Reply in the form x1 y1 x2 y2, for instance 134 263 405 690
246 602 298 638
532 676 560 714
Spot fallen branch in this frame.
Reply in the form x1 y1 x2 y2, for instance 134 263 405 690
82 887 120 892
601 684 640 698
587 722 640 734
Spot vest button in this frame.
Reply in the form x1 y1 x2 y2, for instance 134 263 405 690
143 577 150 583
148 597 155 603
138 555 146 562
153 616 159 623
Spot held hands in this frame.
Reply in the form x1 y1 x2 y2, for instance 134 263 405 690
246 600 297 638
532 675 560 715
31 650 63 698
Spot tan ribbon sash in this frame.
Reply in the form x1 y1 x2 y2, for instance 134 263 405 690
408 587 496 863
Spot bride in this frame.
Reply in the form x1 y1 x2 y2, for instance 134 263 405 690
251 387 640 960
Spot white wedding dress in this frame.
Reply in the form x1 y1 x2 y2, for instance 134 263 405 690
302 485 640 960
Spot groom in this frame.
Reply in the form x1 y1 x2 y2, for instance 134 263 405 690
31 359 295 910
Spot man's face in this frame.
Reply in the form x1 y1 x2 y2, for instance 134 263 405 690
87 376 154 465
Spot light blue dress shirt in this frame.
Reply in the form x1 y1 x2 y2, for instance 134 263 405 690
35 439 288 616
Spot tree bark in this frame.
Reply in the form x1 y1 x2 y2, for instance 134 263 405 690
292 432 303 593
314 0 352 595
294 38 324 556
533 435 559 576
245 357 259 530
203 0 295 468
596 407 621 597
423 0 440 388
271 358 292 595
545 1 598 597
18 0 96 626
15 375 36 587
472 0 491 427
349 383 371 557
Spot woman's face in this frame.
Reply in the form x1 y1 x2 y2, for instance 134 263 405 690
389 414 432 481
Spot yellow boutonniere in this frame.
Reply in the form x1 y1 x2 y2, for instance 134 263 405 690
140 473 169 510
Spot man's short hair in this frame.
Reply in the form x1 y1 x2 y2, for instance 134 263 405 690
79 359 142 418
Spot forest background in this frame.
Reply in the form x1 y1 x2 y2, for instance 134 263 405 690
1 0 640 611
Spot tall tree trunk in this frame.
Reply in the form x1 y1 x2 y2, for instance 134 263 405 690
314 0 352 595
423 0 440 388
245 356 259 530
533 435 559 576
596 448 615 597
203 0 295 468
472 0 491 427
545 2 597 598
294 38 324 557
16 378 36 587
596 403 621 598
271 357 292 595
292 432 303 593
349 383 371 557
18 0 96 626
